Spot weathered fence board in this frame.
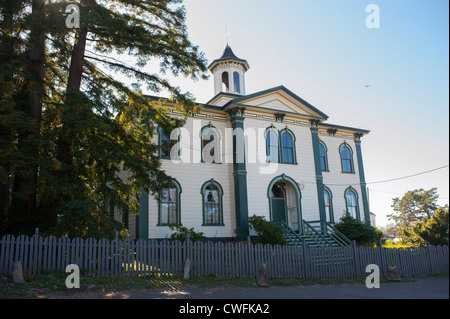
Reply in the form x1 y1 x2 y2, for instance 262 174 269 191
0 232 448 279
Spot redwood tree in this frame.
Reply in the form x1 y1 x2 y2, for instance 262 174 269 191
0 0 208 238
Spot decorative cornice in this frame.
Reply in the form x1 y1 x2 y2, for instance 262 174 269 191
327 129 338 137
226 106 246 118
354 133 364 142
274 112 286 122
310 119 321 128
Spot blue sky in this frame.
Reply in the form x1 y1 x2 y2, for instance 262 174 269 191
155 0 449 227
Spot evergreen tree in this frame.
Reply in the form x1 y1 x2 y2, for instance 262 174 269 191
0 0 208 238
387 188 441 245
414 206 449 246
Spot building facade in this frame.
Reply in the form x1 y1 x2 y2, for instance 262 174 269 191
123 45 371 241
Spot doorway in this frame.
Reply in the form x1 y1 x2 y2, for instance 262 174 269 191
268 175 302 232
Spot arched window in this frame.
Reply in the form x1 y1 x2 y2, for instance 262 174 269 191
201 179 224 226
158 180 182 226
318 140 328 171
233 71 240 94
345 187 360 221
280 129 296 164
265 127 279 163
340 143 354 173
221 71 229 92
159 127 180 159
323 186 334 223
201 125 221 163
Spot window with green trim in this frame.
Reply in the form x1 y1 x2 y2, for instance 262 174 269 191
319 140 329 171
344 187 360 221
201 125 221 163
201 179 224 226
158 180 181 226
159 127 180 160
280 129 295 164
266 128 279 163
340 143 354 173
323 186 334 223
265 127 297 164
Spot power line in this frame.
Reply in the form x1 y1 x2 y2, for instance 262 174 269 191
366 165 449 185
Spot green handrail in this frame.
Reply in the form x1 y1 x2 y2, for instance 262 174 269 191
302 220 334 247
306 220 352 247
274 221 305 246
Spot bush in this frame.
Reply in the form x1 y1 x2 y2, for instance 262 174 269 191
168 223 205 243
334 212 378 245
248 215 286 246
415 206 449 246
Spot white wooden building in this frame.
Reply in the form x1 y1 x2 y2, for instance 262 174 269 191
122 45 371 241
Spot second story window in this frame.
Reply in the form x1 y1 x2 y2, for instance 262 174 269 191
159 127 180 160
201 125 221 163
280 129 296 164
319 141 329 171
266 128 279 163
340 143 354 173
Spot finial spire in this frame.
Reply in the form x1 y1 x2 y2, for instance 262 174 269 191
225 26 229 46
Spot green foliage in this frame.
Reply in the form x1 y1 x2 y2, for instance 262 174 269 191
414 206 449 246
374 227 385 245
0 0 208 237
248 215 286 246
387 188 446 246
168 223 206 243
333 212 378 245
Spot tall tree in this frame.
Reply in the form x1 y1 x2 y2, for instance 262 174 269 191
1 0 208 238
414 206 449 246
388 188 441 245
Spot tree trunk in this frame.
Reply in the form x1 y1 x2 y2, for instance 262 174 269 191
10 0 45 234
57 0 91 163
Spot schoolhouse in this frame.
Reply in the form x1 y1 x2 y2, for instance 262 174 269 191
121 45 371 242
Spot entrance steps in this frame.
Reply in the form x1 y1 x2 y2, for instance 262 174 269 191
276 220 352 248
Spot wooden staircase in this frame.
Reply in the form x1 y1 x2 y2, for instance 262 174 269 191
276 220 352 248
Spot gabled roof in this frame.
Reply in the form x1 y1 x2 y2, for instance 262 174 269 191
225 85 329 120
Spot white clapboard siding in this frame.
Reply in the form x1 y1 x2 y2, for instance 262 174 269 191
319 134 365 223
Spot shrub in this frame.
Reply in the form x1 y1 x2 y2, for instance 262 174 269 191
248 215 286 246
333 212 378 245
168 223 206 243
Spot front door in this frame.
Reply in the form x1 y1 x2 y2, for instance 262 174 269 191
270 182 287 223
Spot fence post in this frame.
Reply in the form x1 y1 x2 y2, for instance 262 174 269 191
352 240 359 277
426 241 434 274
302 240 309 278
378 240 385 276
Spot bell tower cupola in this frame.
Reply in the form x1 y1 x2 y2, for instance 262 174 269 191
208 45 249 96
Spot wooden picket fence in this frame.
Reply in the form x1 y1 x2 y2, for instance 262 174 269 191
0 231 448 279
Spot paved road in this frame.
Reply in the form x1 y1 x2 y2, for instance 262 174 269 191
105 276 448 299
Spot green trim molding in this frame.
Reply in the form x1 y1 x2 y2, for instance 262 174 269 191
227 107 249 240
137 190 149 239
354 133 371 225
310 120 327 223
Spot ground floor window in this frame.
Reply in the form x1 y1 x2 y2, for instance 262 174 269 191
201 179 224 226
158 180 181 225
